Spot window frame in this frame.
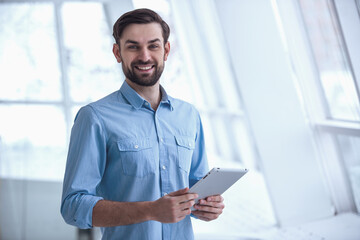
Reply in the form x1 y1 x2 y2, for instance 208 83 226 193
274 0 359 214
0 0 117 181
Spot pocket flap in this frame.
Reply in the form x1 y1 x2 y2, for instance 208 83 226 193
175 136 195 150
117 138 152 152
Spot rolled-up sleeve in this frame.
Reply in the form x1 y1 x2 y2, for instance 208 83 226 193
61 105 106 229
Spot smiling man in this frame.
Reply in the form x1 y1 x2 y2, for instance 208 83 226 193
61 8 224 240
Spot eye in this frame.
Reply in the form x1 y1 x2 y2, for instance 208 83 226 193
127 45 138 50
149 44 159 49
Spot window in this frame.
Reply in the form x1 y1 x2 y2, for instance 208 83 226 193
0 2 66 181
0 2 120 181
296 0 360 213
1 1 277 238
61 2 121 103
0 3 61 101
298 0 360 122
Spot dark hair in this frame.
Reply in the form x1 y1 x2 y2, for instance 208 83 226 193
113 8 170 45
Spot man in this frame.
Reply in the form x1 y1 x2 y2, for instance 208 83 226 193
61 8 224 240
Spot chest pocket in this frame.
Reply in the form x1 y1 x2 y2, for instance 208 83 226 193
117 138 155 178
175 136 195 173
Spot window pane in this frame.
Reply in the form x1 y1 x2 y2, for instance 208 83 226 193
337 135 360 212
0 105 67 181
299 0 360 122
61 2 122 103
0 3 62 101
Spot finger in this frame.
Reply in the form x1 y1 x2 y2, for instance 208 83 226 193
198 199 225 209
176 208 191 222
192 210 219 220
182 193 198 202
191 211 213 221
181 208 192 215
206 195 224 202
193 204 224 213
168 187 189 196
180 200 195 210
195 216 211 222
173 193 198 205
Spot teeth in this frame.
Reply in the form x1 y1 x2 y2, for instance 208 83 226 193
137 66 152 70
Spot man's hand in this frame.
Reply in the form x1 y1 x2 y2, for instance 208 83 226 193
191 195 225 221
150 188 198 223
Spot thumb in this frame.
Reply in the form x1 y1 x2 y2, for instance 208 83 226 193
168 187 189 196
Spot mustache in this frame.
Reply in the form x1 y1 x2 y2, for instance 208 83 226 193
131 60 155 66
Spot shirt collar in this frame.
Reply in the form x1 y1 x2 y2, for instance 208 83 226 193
120 81 173 111
159 85 174 111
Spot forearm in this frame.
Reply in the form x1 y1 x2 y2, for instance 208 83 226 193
92 188 198 227
92 199 154 227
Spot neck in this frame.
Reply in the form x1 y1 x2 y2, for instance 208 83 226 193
126 79 161 111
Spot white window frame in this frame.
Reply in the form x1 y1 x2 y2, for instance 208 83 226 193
274 0 359 214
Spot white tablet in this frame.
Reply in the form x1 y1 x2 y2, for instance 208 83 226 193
189 167 248 209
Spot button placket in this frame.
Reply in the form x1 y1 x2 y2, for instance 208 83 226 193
155 111 170 201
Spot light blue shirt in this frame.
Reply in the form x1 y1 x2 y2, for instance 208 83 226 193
61 81 208 240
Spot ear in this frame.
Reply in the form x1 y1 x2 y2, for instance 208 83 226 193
164 41 170 61
112 43 122 63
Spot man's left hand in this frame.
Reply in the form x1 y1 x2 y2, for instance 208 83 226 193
191 195 225 221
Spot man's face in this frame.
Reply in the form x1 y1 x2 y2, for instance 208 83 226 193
113 23 170 87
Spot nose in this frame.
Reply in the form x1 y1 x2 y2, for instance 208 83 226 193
138 48 151 62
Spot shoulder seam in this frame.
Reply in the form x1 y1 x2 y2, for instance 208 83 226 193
87 105 109 143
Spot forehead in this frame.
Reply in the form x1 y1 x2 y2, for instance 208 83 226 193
120 23 164 44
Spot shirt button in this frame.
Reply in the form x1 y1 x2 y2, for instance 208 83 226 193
162 165 166 170
144 102 149 105
160 138 164 142
134 145 139 149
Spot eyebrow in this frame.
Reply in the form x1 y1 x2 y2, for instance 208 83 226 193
124 38 162 45
148 38 161 44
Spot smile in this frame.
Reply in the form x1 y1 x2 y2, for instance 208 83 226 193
135 65 154 71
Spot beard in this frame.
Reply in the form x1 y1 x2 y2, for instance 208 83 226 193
122 60 165 87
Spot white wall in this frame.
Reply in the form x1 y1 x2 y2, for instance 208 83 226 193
215 0 334 226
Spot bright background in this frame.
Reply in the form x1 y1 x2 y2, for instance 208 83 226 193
0 0 359 239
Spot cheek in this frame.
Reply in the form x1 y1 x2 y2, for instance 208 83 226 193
118 50 129 63
119 56 132 67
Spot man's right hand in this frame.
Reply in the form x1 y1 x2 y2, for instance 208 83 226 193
150 188 198 223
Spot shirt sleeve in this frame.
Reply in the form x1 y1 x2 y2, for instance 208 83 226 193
189 111 209 188
60 105 106 229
